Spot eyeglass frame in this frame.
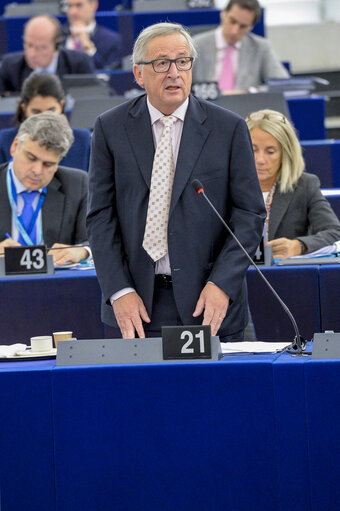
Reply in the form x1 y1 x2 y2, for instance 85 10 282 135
136 57 194 73
246 112 287 124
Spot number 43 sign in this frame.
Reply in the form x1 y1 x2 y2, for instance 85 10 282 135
4 245 48 275
162 325 212 360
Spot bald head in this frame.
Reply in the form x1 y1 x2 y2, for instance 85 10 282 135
23 15 62 70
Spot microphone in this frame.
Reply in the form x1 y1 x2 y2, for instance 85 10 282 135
191 179 306 355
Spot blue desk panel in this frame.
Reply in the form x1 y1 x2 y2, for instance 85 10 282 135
304 358 340 511
0 269 103 344
0 360 55 511
246 265 321 342
272 353 311 511
319 264 340 333
52 355 280 511
2 353 340 511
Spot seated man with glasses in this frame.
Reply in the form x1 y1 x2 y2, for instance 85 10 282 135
0 15 94 95
87 21 266 342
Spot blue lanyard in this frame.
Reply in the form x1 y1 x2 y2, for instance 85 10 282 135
6 160 47 245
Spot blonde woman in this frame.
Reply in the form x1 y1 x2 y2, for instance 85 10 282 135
246 109 340 259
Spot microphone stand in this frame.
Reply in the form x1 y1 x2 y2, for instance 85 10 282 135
192 179 307 355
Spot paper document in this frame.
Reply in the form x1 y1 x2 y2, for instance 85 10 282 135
221 341 291 354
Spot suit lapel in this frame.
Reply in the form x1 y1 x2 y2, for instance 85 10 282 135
236 36 253 90
124 96 155 188
170 96 209 215
0 164 12 237
42 173 64 247
269 188 294 239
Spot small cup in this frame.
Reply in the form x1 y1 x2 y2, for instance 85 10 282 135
30 336 53 352
53 331 73 348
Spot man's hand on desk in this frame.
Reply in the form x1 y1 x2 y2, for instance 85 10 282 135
113 291 150 339
0 237 21 255
48 243 89 265
193 282 230 336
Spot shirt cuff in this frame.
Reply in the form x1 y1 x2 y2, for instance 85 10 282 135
110 287 135 305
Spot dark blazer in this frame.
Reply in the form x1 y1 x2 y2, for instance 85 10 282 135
87 93 266 336
269 172 340 253
192 30 289 90
0 163 88 247
0 48 94 94
63 23 122 70
0 127 92 172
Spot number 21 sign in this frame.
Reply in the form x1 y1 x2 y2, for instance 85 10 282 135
162 325 212 360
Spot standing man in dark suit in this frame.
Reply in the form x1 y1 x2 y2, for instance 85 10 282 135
64 0 122 69
0 15 94 94
0 112 89 266
87 22 266 341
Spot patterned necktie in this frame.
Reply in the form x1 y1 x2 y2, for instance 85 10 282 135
218 45 235 92
18 190 39 245
143 115 176 262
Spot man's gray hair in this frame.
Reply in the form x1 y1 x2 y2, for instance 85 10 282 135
133 22 197 65
17 112 74 158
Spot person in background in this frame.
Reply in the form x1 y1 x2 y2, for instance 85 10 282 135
86 22 265 341
192 0 289 94
64 0 122 69
246 109 340 259
0 112 89 266
0 15 94 94
0 72 91 172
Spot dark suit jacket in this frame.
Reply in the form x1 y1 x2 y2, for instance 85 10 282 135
0 127 92 172
0 163 88 247
87 93 266 336
0 48 94 94
63 23 122 70
269 173 340 253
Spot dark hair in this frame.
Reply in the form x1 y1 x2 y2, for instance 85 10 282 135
225 0 261 25
15 72 65 123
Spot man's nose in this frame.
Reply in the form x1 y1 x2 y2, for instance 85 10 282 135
31 162 43 175
167 61 179 77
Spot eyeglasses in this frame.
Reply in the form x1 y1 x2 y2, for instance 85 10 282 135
246 112 287 123
137 57 194 73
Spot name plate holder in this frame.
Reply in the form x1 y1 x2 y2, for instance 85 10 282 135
312 332 340 359
56 335 222 366
0 245 54 277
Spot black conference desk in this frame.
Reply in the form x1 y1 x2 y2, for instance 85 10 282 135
1 351 340 511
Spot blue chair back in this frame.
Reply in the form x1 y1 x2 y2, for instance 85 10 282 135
0 126 91 171
322 189 340 222
301 139 340 188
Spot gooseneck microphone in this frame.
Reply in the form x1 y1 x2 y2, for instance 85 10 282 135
192 179 306 355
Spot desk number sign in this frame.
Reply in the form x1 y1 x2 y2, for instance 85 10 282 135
4 245 48 275
162 325 212 360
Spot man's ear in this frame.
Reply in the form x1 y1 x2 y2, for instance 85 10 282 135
133 64 144 89
10 137 19 158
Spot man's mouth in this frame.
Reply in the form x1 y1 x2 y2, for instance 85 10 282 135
166 85 180 90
